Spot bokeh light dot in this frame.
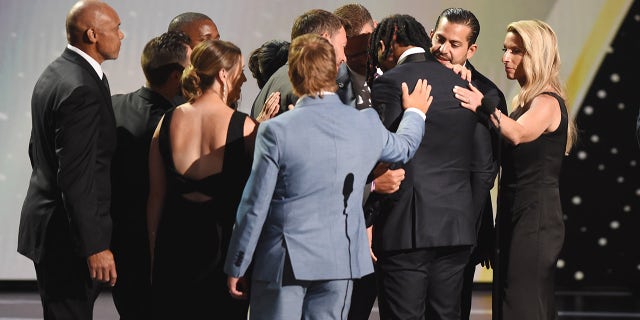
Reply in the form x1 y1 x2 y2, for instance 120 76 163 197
610 73 620 82
571 196 582 205
598 238 607 246
583 106 594 115
557 259 565 268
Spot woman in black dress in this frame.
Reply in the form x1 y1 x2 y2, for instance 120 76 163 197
146 39 257 319
454 20 577 319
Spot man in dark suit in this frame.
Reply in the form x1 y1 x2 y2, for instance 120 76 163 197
17 1 124 319
110 30 190 320
428 8 507 320
250 9 347 118
366 14 496 320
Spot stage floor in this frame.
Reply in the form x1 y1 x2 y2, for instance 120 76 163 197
1 288 639 319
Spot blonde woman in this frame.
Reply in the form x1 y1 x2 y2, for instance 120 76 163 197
453 20 576 319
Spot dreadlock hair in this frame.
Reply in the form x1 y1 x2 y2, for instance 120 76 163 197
366 14 431 86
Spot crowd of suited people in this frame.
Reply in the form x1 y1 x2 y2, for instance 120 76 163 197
18 0 576 319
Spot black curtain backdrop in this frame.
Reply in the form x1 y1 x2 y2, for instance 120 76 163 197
558 0 640 291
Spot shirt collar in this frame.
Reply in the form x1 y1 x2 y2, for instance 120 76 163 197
67 44 104 79
397 47 426 65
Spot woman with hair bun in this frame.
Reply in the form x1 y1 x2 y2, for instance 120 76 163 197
146 39 253 319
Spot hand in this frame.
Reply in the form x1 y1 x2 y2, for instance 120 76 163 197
228 276 250 300
256 92 280 122
401 79 433 114
372 163 405 194
453 83 483 112
87 249 117 287
444 62 472 82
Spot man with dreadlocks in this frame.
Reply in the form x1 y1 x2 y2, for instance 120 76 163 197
364 14 495 320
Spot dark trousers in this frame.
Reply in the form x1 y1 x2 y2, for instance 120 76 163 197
34 217 102 320
376 246 471 320
460 249 479 320
348 272 377 320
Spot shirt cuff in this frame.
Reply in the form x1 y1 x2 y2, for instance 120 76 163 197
405 107 426 120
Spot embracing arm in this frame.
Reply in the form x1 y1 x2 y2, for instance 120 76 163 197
454 83 560 145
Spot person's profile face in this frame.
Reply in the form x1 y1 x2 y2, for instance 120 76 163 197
184 19 220 48
226 56 247 105
502 31 526 83
94 6 124 62
429 18 475 66
328 27 348 68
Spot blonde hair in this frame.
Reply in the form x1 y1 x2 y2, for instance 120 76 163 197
181 39 241 102
507 20 576 153
288 34 338 97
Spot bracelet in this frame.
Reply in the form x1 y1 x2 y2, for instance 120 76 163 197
370 180 376 192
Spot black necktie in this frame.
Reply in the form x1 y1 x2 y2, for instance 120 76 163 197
102 74 110 92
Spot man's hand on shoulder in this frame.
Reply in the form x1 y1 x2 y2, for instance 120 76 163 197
401 79 433 115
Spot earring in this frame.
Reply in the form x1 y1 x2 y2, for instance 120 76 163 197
223 82 228 104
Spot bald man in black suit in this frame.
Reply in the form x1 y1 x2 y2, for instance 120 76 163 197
18 1 124 318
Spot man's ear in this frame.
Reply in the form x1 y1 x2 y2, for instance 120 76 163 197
85 28 97 44
466 43 478 60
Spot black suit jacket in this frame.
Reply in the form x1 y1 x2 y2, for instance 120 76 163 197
369 52 496 252
110 87 173 238
18 48 116 262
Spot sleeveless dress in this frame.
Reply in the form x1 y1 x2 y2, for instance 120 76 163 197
151 109 251 319
496 92 568 320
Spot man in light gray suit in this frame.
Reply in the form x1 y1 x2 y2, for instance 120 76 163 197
224 34 433 320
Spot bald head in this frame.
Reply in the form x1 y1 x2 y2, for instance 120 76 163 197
168 12 219 48
65 0 123 63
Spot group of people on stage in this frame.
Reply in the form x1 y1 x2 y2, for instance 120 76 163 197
17 0 576 319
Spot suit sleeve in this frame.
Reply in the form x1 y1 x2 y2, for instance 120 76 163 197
469 83 503 247
55 85 112 257
224 122 280 277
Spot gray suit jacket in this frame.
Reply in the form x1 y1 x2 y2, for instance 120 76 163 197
225 93 425 283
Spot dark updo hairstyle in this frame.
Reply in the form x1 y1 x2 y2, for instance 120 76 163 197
181 39 242 102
